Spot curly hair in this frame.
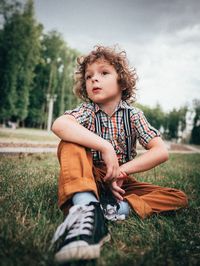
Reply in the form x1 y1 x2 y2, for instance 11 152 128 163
73 45 138 103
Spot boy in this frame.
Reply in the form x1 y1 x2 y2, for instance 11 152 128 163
51 45 188 263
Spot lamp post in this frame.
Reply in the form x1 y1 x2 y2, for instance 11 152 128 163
46 93 57 132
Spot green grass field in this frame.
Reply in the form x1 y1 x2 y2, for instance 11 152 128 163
0 128 58 142
0 153 200 266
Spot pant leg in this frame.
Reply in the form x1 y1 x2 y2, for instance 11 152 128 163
57 140 99 213
123 177 188 219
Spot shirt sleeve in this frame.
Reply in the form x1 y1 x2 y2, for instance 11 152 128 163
132 110 161 149
64 103 91 128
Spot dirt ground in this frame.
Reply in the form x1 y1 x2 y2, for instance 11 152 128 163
0 140 199 154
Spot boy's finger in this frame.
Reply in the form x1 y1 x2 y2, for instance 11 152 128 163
118 171 128 178
104 167 119 181
112 182 125 194
104 166 113 181
116 179 124 188
121 171 128 176
112 190 123 201
116 176 127 181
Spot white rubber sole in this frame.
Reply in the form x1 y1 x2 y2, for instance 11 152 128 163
55 234 111 263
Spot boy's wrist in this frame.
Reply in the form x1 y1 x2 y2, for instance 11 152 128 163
99 140 113 153
119 162 135 176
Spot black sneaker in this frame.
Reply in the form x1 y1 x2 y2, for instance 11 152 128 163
51 202 110 263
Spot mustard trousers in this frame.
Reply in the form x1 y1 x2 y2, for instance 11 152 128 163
57 141 188 219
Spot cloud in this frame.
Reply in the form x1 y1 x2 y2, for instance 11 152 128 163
34 0 200 111
122 23 200 111
175 24 200 43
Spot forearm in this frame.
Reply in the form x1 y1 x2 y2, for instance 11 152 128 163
52 115 110 152
121 147 169 175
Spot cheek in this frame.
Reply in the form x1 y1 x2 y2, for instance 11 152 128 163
85 86 89 94
113 77 121 89
85 85 91 96
85 81 90 90
113 75 119 85
86 80 92 87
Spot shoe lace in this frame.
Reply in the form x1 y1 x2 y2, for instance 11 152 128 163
51 204 95 244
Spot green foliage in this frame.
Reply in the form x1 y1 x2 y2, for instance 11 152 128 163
0 153 200 265
0 1 80 128
14 0 42 122
165 106 187 139
25 31 80 128
190 99 200 144
134 102 189 141
0 0 42 123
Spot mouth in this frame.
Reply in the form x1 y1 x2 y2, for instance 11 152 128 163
92 87 102 93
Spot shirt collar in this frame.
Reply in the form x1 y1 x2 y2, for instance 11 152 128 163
116 100 132 111
91 99 132 114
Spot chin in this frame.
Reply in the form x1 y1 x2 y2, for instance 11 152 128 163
88 97 105 104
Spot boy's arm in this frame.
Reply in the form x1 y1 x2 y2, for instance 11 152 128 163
52 114 120 181
119 137 169 175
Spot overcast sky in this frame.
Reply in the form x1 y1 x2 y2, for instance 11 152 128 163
34 0 200 112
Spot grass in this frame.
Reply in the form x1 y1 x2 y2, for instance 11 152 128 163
0 128 58 142
0 153 200 266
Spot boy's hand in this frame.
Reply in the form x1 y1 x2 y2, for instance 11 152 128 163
110 171 128 201
101 143 120 182
100 143 128 200
116 170 128 187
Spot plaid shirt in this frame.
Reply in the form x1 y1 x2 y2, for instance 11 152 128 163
64 100 160 165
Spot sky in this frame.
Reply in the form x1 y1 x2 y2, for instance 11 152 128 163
34 0 200 112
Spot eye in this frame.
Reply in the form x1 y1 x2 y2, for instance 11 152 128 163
102 71 108 75
86 75 91 80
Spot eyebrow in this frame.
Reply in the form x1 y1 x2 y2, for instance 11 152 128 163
85 64 111 74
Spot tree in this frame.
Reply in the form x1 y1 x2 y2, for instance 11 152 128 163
55 46 80 117
0 0 22 122
25 31 80 128
165 106 187 140
190 99 200 144
0 0 42 125
0 1 80 128
134 102 188 140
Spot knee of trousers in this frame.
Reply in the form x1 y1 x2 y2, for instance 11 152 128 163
58 140 87 152
57 140 92 161
178 190 188 207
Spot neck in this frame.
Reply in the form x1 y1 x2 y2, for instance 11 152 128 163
98 99 121 116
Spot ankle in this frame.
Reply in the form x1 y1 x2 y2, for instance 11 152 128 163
72 192 98 206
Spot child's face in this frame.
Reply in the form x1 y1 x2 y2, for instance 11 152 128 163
85 59 122 105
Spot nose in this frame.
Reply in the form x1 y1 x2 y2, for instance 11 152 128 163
91 73 99 82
